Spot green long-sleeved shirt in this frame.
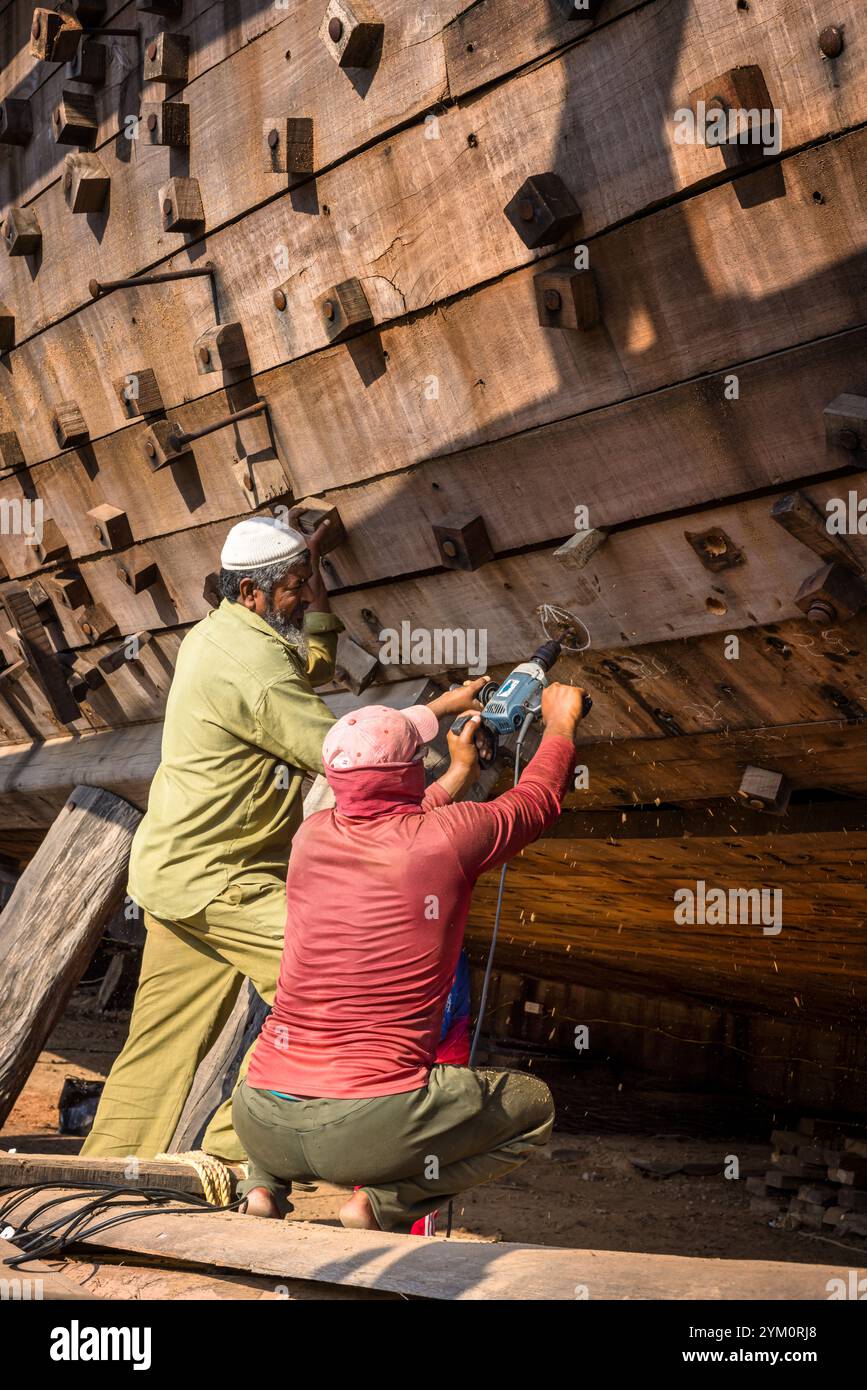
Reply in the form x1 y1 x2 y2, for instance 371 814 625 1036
127 599 344 920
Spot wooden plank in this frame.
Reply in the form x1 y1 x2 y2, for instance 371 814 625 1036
6 1189 863 1299
6 0 867 370
5 120 867 526
0 1237 96 1301
0 784 141 1126
0 1152 240 1201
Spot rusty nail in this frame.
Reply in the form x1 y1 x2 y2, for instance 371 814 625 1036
81 623 93 636
117 566 130 586
93 523 103 542
543 289 562 312
818 25 844 58
838 428 860 451
32 16 40 40
243 471 253 490
328 17 343 42
64 171 72 192
54 109 61 124
273 288 287 311
147 41 157 61
147 113 157 131
144 440 156 457
89 278 101 298
441 539 458 558
467 132 477 148
163 199 173 220
198 345 211 364
323 299 335 321
268 127 280 149
518 198 535 222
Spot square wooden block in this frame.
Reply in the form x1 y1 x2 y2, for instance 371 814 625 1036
117 368 165 418
0 431 24 470
29 10 83 63
87 504 133 550
141 101 189 147
0 307 14 354
433 515 494 571
504 173 581 249
264 117 314 177
143 420 194 470
34 518 71 565
688 65 774 154
48 568 91 610
738 766 790 815
319 0 383 69
194 322 249 374
144 32 190 82
52 89 98 147
534 266 599 330
52 401 89 449
4 207 42 257
315 278 373 343
63 152 109 213
823 393 867 455
159 176 204 233
294 497 346 556
116 560 161 594
69 38 107 86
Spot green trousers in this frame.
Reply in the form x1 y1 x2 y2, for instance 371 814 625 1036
81 877 286 1163
233 1065 555 1233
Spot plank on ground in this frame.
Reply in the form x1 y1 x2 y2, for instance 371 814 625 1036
5 0 865 368
7 1190 863 1299
0 785 141 1127
0 1237 96 1301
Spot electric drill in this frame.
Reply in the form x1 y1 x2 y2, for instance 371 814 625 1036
450 639 591 768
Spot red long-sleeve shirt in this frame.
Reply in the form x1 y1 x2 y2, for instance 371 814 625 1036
247 735 575 1098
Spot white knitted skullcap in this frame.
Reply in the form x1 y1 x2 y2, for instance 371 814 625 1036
220 516 308 572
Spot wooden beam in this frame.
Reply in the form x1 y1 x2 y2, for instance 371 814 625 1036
0 785 141 1126
547 799 867 841
0 1237 96 1301
6 1189 863 1300
0 1153 241 1201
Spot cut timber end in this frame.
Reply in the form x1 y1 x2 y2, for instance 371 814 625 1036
504 173 581 249
334 633 379 694
553 528 609 570
737 766 791 815
319 0 384 70
264 118 314 177
63 152 109 213
144 31 190 83
159 176 205 234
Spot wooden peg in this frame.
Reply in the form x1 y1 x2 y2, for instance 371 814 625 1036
0 99 33 146
553 527 608 570
63 151 109 212
159 176 204 233
34 519 71 565
264 118 314 177
319 0 383 69
29 10 83 63
77 603 119 644
4 207 42 257
534 266 599 330
0 431 24 471
738 766 791 815
52 89 98 147
824 393 867 456
794 562 867 625
0 306 14 353
504 174 580 249
116 559 161 593
65 656 105 701
432 515 494 571
52 401 89 449
117 367 165 418
688 66 774 165
194 322 249 374
294 497 346 556
69 38 107 85
98 630 153 675
47 568 91 610
315 278 373 343
771 491 862 574
141 100 189 147
87 502 133 549
334 633 379 694
144 31 190 82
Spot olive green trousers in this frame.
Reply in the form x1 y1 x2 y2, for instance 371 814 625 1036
233 1066 555 1233
81 877 286 1163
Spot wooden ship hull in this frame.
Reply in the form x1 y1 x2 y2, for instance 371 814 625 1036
1 0 866 1117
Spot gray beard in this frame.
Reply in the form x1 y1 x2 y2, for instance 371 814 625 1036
264 606 308 659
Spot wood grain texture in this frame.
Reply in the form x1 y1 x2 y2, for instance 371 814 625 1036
0 784 141 1126
7 1189 863 1298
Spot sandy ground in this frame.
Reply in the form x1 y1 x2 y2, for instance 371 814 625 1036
2 1000 864 1298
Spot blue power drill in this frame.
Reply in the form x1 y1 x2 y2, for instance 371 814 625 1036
450 640 592 769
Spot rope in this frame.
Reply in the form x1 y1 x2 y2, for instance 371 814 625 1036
154 1151 234 1207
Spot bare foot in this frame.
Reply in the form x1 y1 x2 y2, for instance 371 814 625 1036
239 1186 282 1219
339 1189 381 1230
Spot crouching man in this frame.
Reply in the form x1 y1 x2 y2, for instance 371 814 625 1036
232 681 587 1231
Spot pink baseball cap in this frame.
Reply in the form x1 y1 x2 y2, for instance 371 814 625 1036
322 704 440 770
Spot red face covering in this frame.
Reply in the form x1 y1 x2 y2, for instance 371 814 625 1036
324 760 427 818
